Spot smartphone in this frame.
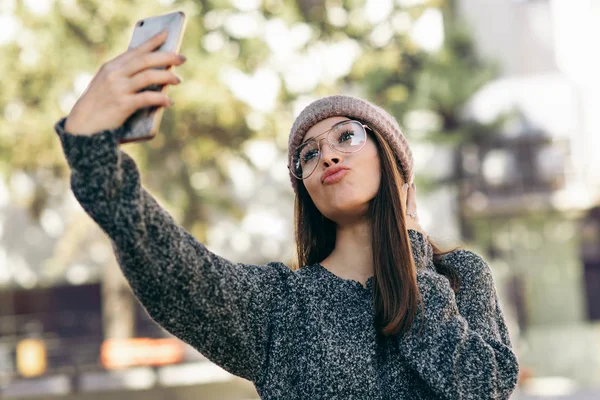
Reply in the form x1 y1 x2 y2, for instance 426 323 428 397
119 11 187 144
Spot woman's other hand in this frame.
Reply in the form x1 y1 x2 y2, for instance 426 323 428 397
402 183 426 236
64 30 186 135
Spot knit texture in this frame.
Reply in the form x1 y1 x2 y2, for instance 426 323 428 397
55 117 519 399
288 95 414 193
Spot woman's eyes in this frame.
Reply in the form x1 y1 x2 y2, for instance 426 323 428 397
302 148 319 162
338 130 354 142
298 128 355 163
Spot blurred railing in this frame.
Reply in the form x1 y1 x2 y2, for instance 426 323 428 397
457 135 573 217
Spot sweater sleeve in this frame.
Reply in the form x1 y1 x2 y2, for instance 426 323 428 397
54 117 288 383
400 230 519 399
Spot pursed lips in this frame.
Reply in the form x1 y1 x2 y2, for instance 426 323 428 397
321 166 350 184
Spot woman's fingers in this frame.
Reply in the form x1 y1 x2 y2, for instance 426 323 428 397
407 183 417 214
116 30 186 76
402 182 417 213
404 183 425 234
129 69 181 93
130 90 173 110
122 51 186 77
63 30 186 135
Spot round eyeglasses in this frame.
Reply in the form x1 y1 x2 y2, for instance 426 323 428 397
288 120 370 180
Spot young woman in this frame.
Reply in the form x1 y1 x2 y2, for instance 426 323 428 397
55 31 519 399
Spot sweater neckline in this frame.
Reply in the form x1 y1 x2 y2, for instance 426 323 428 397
313 263 374 291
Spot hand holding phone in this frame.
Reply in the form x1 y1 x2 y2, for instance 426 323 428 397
64 12 187 140
120 12 187 143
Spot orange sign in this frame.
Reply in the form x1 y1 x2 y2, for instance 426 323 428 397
100 338 184 369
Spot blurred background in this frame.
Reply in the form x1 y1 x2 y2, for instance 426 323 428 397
0 0 599 398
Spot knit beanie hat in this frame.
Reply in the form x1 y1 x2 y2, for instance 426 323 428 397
288 95 413 193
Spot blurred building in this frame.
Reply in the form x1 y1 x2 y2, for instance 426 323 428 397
453 0 600 394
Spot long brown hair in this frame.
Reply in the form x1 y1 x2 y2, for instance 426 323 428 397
293 124 461 337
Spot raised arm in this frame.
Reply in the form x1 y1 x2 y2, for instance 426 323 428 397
56 116 288 383
54 31 289 383
401 230 519 399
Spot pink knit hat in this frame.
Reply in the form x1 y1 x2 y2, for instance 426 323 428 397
288 95 414 193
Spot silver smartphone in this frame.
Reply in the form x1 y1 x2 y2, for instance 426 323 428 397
119 11 187 144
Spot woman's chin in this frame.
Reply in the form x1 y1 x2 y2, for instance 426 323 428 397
313 186 376 222
322 202 370 223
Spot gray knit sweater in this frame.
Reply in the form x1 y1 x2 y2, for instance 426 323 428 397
55 117 519 399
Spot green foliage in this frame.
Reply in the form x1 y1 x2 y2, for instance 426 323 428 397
412 25 500 137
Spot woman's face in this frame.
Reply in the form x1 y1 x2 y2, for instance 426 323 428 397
301 116 381 224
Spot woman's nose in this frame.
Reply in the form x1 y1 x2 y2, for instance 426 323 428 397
320 140 342 166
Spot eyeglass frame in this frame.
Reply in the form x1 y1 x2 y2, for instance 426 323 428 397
288 119 373 180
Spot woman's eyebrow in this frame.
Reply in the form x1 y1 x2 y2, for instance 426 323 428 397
301 136 317 145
